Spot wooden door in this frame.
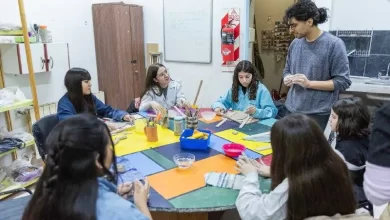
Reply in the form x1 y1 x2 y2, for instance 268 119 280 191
115 5 134 110
129 5 146 99
92 4 133 110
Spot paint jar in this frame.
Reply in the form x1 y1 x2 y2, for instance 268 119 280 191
186 117 198 130
173 116 185 136
39 25 49 43
144 126 158 142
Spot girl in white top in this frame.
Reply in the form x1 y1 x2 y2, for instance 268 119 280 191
139 64 190 113
235 114 357 220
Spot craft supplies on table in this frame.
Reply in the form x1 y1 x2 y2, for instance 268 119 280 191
142 116 158 142
173 153 195 169
184 106 200 130
186 116 198 130
205 172 244 190
173 116 185 136
115 157 145 182
243 131 271 142
180 129 211 150
222 143 246 157
114 135 128 145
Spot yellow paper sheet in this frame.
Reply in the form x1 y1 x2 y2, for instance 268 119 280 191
215 129 272 156
112 120 179 156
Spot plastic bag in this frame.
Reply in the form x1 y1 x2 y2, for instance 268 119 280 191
0 87 27 107
4 159 42 183
0 22 22 31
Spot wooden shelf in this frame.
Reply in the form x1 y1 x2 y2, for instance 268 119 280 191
0 177 39 200
0 99 33 113
0 139 35 157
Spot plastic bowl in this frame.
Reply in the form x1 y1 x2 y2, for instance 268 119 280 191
201 111 216 121
173 153 195 169
222 143 246 157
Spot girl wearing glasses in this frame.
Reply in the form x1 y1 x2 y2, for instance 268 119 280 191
139 64 190 113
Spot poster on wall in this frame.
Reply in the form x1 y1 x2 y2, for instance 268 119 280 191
221 8 240 72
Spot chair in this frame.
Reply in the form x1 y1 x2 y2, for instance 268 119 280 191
0 193 31 220
334 150 373 216
32 114 59 159
126 97 140 114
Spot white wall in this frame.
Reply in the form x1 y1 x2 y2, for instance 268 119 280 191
330 0 390 30
130 0 249 107
313 0 332 31
0 0 249 109
0 0 249 165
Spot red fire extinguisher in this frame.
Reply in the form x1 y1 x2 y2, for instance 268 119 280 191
221 21 235 62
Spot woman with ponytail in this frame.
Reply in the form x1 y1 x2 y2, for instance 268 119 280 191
22 114 152 220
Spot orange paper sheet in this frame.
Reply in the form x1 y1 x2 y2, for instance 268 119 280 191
148 154 238 199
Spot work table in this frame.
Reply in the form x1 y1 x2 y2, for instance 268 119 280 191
347 77 390 95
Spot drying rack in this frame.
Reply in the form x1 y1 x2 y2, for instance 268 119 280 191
336 30 373 57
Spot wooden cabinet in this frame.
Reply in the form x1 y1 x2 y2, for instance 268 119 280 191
92 3 146 110
0 43 69 75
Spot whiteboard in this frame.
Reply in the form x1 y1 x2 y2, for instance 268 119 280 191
163 0 213 63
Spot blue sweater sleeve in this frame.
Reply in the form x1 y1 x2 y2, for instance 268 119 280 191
57 95 77 121
253 84 278 119
212 89 233 111
94 95 127 121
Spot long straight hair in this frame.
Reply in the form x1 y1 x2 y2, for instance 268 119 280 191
270 114 356 220
22 114 118 220
64 68 96 114
141 63 166 99
232 60 261 102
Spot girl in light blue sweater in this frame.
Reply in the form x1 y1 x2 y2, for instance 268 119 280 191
212 60 277 119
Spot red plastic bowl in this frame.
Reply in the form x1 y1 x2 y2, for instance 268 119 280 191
222 143 246 157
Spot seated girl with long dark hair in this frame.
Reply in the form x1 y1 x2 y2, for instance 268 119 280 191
139 64 190 114
22 114 152 220
57 68 134 122
212 60 277 119
236 114 366 220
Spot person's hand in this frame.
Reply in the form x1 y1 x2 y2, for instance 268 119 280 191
253 160 271 177
292 74 311 88
214 108 225 116
177 99 191 108
134 97 141 109
123 114 135 123
236 157 257 176
133 179 150 208
284 74 294 87
117 182 133 199
150 101 165 115
244 106 256 115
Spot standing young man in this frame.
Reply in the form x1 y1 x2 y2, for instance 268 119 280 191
283 0 351 131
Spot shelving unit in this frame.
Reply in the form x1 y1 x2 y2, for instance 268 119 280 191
0 100 33 113
0 177 39 200
0 0 41 200
336 30 373 58
0 140 35 158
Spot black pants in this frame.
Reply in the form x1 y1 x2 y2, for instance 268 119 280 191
285 109 330 131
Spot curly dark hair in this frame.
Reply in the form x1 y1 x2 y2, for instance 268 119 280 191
232 60 260 102
332 97 371 139
284 0 328 25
